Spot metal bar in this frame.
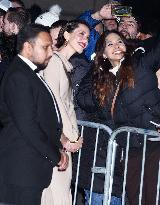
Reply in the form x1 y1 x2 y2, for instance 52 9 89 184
89 128 100 205
122 132 130 205
138 134 147 205
109 127 160 141
73 125 84 205
75 122 160 205
108 141 117 205
77 120 112 135
156 160 160 205
103 139 114 205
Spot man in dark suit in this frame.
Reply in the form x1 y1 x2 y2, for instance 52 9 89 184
0 24 68 205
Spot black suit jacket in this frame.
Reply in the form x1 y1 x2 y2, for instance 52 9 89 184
0 56 62 189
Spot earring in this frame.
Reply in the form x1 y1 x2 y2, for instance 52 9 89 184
64 40 68 47
103 54 107 61
104 56 108 62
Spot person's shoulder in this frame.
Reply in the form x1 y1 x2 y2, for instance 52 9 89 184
45 53 63 71
49 52 63 64
3 57 32 82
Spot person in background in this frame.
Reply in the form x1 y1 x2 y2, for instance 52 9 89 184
3 7 30 36
0 33 10 81
50 20 68 51
41 19 90 205
77 30 160 205
0 23 68 205
35 4 62 28
0 8 5 33
118 13 160 94
0 0 11 33
0 7 30 81
117 14 159 52
35 4 64 52
103 18 118 31
118 15 141 39
78 3 114 61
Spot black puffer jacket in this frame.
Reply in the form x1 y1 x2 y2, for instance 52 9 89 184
77 41 160 144
70 55 123 196
70 53 93 120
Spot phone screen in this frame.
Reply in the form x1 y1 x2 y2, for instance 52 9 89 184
112 5 132 16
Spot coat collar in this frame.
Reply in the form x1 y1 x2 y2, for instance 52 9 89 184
53 51 73 72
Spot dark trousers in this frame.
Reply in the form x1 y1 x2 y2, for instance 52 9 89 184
126 141 160 205
0 183 43 205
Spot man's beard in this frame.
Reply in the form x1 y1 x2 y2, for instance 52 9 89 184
120 30 131 39
34 63 47 71
34 57 51 72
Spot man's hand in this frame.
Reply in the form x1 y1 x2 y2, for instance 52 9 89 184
57 150 69 171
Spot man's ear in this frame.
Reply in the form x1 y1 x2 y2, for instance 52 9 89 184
10 22 19 35
22 42 33 58
63 31 70 41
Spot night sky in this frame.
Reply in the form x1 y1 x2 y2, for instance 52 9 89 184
124 0 159 19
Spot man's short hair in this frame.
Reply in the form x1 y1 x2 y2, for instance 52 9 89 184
17 23 50 53
6 7 30 31
119 14 142 32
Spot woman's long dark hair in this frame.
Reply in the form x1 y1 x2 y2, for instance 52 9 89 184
93 30 135 106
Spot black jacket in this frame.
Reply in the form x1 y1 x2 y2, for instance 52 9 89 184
77 42 160 131
73 40 160 195
0 56 62 189
70 53 92 120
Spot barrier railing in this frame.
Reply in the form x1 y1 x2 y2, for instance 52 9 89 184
104 126 160 205
73 120 112 205
73 122 160 205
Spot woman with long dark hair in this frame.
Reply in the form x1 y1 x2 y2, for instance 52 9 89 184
77 30 160 205
41 20 90 205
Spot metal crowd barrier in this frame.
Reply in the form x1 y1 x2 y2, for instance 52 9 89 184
104 126 160 205
73 121 160 205
73 120 112 205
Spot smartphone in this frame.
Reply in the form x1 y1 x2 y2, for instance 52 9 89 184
112 5 132 17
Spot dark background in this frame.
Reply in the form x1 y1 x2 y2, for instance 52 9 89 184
24 0 160 33
23 0 160 19
124 0 160 20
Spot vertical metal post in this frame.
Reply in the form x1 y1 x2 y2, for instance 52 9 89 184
103 139 114 205
73 126 84 205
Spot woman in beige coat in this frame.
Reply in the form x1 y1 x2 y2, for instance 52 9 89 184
41 20 90 205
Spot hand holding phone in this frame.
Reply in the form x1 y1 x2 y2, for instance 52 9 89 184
112 5 132 17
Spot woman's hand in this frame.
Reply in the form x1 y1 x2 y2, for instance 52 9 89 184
60 133 83 152
69 137 83 153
